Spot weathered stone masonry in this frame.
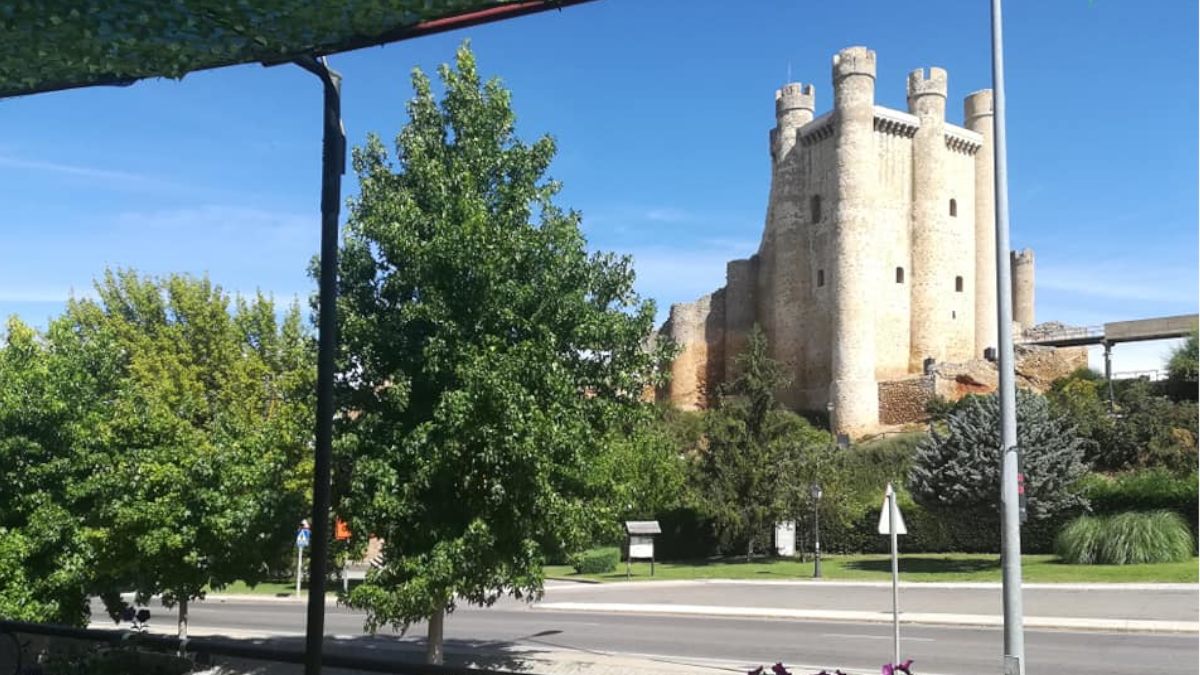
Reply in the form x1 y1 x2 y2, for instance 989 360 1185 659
659 46 1052 437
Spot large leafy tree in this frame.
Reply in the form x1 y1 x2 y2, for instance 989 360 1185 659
332 43 668 664
52 270 314 636
0 318 96 625
697 327 829 561
909 389 1089 549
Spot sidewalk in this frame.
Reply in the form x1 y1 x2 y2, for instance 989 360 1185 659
533 579 1200 634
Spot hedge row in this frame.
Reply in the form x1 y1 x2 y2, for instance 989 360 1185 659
649 469 1198 560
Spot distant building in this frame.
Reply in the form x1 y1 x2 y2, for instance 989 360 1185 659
658 46 1063 437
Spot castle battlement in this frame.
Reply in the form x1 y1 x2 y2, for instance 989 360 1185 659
660 47 1036 438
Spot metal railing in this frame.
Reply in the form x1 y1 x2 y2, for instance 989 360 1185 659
0 620 520 675
1017 324 1104 344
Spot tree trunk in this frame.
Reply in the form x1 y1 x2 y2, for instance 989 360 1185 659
426 604 444 665
177 596 188 640
746 536 754 563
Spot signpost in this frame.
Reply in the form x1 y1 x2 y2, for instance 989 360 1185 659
624 521 661 578
878 484 907 668
296 522 311 596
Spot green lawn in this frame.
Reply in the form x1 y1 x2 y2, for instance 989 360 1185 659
545 554 1199 584
207 580 343 596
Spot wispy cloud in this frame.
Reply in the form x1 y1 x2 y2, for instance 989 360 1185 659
0 154 182 191
1038 262 1197 305
643 207 690 223
0 288 93 303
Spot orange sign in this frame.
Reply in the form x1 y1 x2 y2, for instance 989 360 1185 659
335 518 352 541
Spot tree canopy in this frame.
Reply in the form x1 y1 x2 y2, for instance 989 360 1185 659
0 270 314 634
696 327 829 560
910 389 1089 536
331 42 669 663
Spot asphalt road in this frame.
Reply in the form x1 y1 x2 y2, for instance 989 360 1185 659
96 597 1198 675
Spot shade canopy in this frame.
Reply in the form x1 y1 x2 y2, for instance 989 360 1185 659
0 1 588 99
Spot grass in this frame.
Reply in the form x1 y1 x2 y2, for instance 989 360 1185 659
1056 511 1194 565
207 580 344 596
545 553 1199 584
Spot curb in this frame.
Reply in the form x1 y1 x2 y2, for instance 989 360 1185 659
546 579 1200 591
534 601 1200 634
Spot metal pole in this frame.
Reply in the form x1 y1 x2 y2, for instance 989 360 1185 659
1103 341 1115 409
888 485 900 669
990 1 1026 673
296 545 303 596
295 55 345 675
813 500 821 578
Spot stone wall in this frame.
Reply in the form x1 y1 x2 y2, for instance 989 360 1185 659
661 292 725 410
878 376 935 425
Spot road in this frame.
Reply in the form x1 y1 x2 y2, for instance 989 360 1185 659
95 594 1198 675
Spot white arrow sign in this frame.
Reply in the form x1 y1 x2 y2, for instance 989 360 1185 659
877 484 908 535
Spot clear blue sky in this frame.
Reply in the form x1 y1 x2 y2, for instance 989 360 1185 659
1 0 1195 371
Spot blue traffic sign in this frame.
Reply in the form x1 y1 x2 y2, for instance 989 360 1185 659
296 528 311 548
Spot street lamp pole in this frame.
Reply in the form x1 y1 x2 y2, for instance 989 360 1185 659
990 0 1026 673
811 482 823 578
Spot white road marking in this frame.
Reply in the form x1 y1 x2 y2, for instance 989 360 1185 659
822 633 935 642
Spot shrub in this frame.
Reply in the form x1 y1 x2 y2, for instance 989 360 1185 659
1078 469 1199 540
1056 511 1194 564
571 547 620 574
909 390 1089 552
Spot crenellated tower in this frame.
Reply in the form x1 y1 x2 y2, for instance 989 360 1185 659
907 66 952 371
1011 249 1036 330
965 89 998 355
657 47 1043 438
829 46 880 436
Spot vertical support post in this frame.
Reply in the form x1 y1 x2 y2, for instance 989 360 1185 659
1103 341 1115 409
990 2 1026 674
296 55 345 675
296 545 304 596
888 485 900 669
813 501 821 578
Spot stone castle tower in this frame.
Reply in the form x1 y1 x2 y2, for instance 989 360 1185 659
658 46 1037 437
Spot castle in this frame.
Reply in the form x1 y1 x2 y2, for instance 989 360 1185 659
658 46 1044 437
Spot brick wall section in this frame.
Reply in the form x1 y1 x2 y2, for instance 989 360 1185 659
878 376 935 425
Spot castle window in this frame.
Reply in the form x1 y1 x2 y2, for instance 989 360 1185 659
949 198 958 217
817 269 825 287
952 310 957 319
955 275 964 292
895 267 904 283
810 195 822 223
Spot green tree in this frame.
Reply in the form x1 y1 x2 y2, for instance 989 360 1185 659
332 43 669 664
909 389 1089 549
1047 369 1197 474
1166 332 1198 401
51 270 314 637
0 317 95 625
697 327 829 561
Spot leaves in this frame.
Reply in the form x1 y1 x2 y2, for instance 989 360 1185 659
335 43 670 632
0 270 315 624
695 327 831 558
908 390 1089 531
1 2 546 97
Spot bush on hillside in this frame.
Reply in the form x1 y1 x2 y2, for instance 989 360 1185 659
909 389 1089 552
571 547 620 574
1076 469 1198 540
1056 511 1194 564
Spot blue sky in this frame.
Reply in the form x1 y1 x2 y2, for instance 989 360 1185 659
1 0 1195 372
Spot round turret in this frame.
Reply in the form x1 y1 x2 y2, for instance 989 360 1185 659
906 67 947 117
775 82 815 118
832 46 876 82
1011 249 1036 330
963 89 993 124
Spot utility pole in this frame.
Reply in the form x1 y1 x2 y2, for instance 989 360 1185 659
990 1 1026 673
